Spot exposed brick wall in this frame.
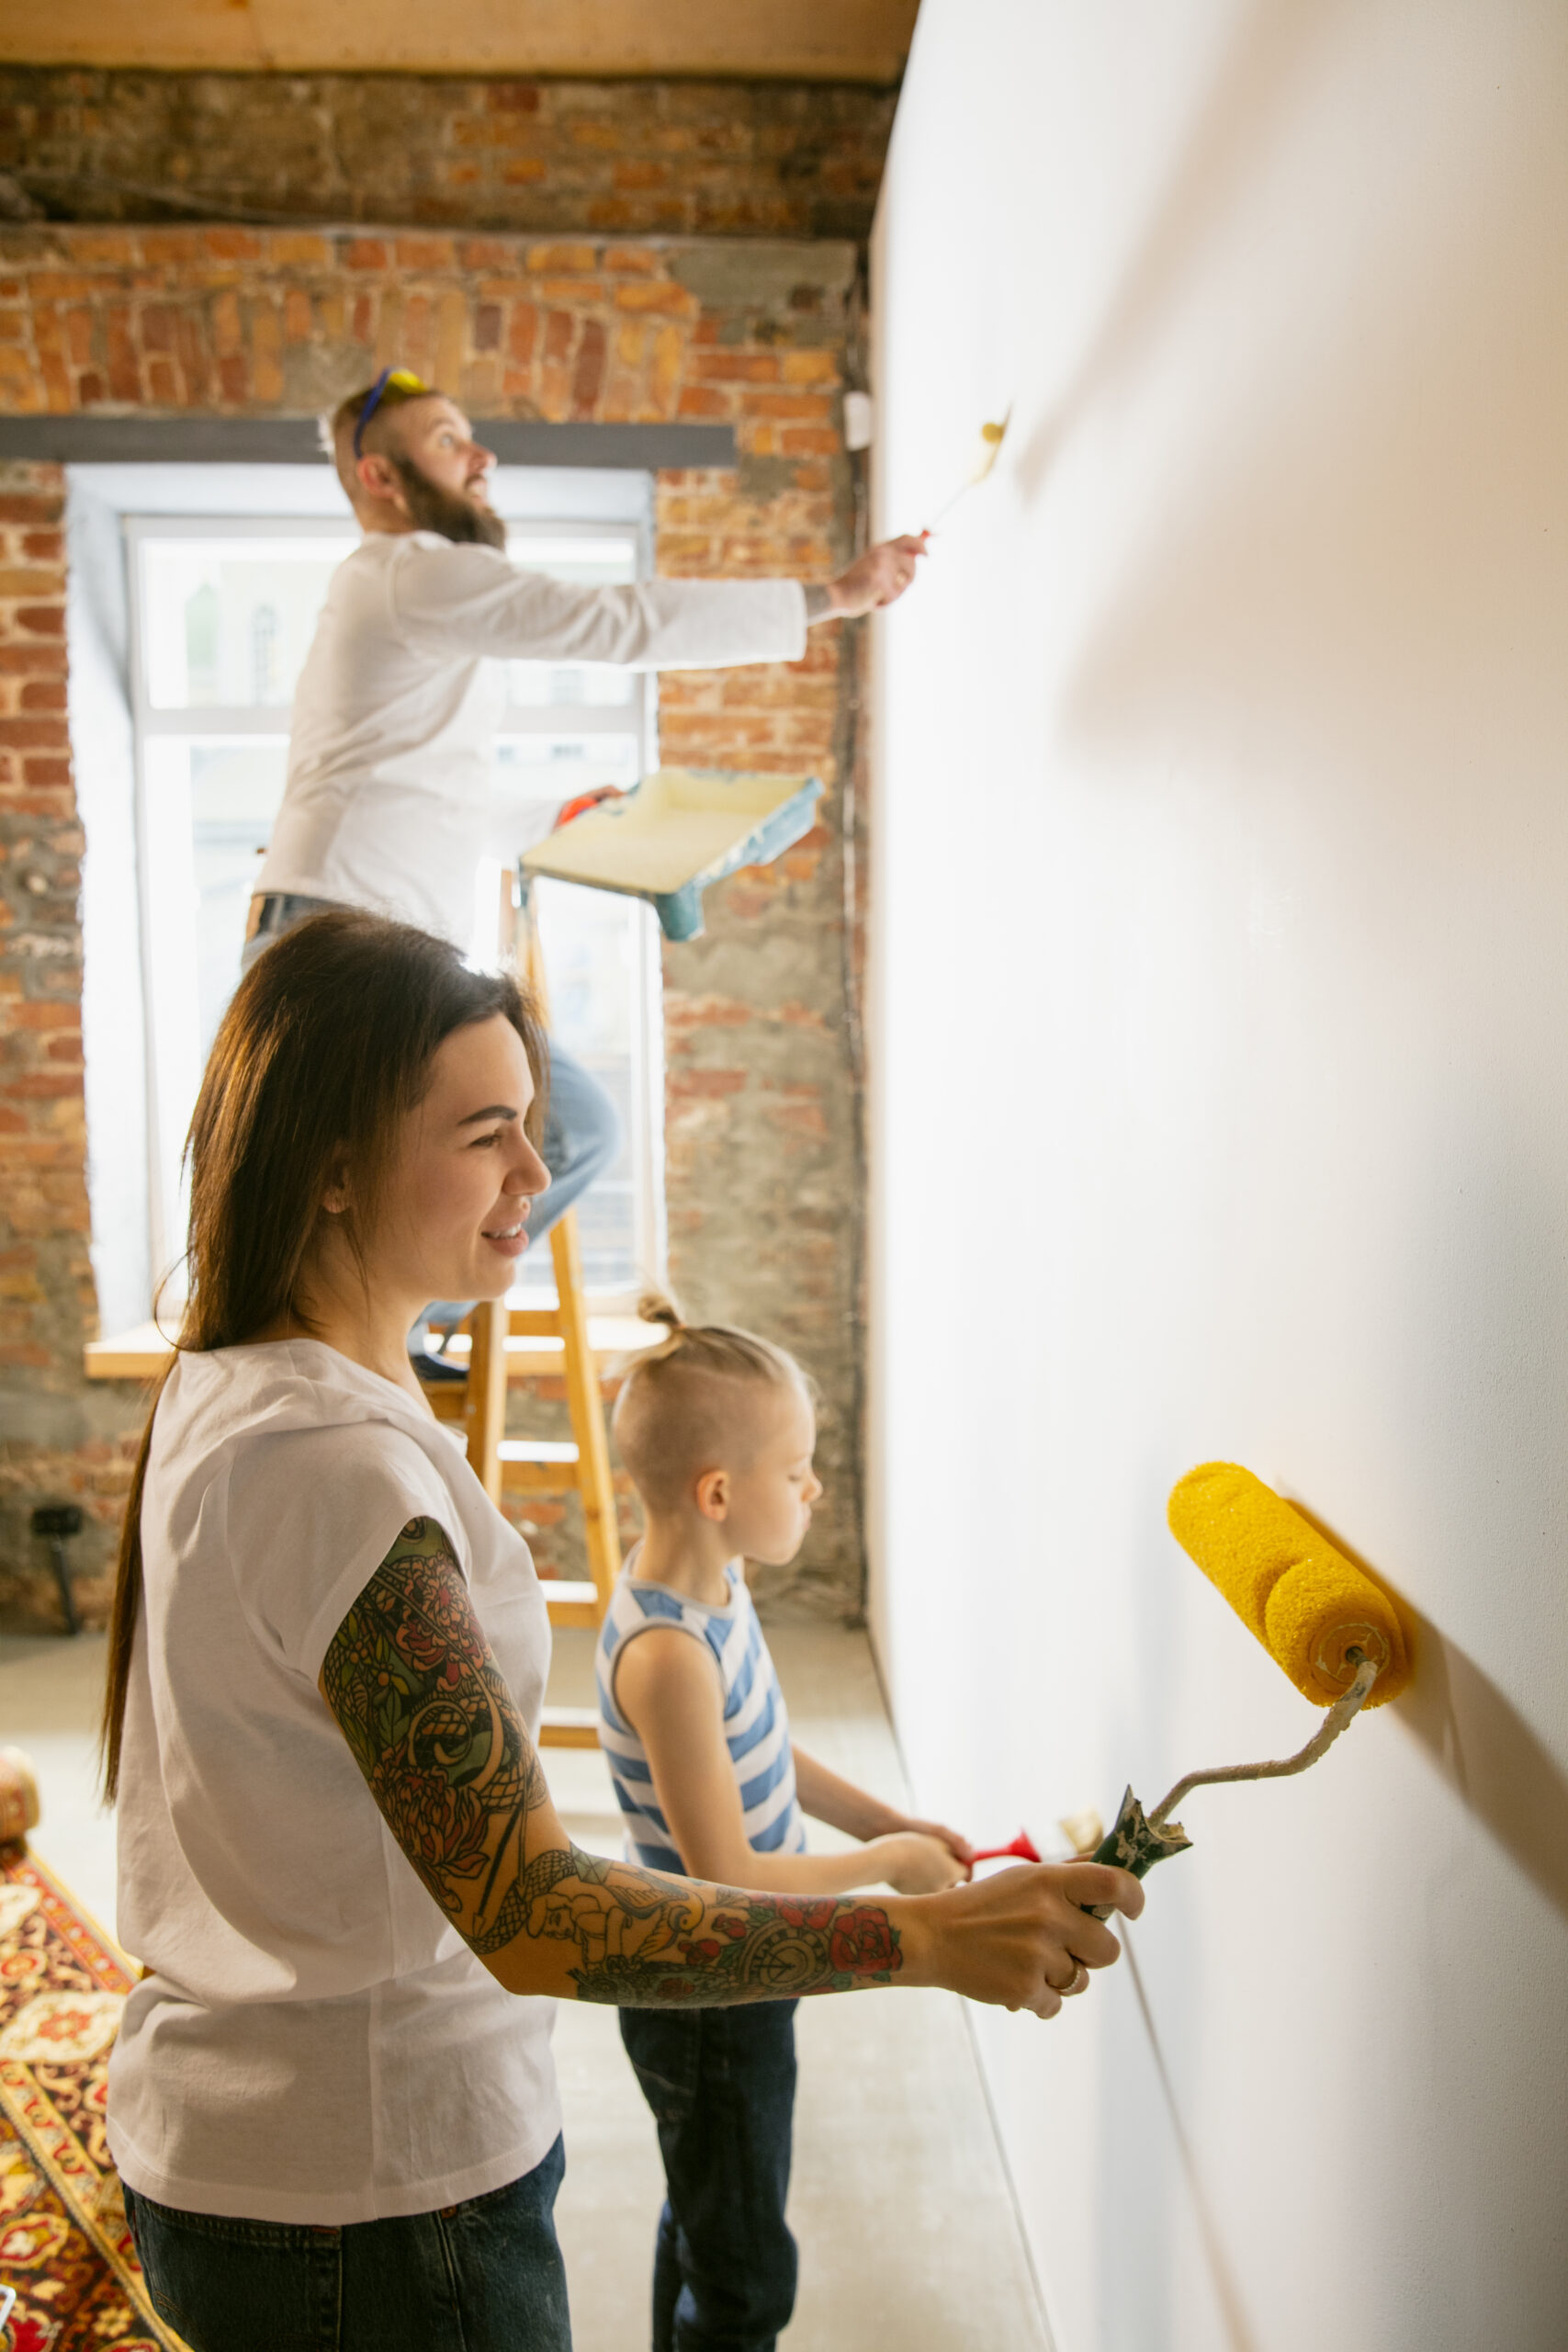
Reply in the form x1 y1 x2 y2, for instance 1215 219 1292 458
0 70 897 245
0 458 142 1613
0 224 868 1626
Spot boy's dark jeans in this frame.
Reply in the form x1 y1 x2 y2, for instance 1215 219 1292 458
122 2135 570 2351
619 2001 799 2352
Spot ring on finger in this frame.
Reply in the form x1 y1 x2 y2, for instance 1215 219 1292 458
1050 1963 1085 1996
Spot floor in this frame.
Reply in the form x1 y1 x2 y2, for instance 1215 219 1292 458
0 1619 1050 2352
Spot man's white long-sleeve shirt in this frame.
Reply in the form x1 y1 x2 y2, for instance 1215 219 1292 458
258 531 809 946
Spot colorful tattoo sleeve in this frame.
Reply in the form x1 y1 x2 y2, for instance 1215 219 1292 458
320 1519 904 2004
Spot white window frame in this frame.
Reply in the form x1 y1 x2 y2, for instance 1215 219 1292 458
123 506 667 1312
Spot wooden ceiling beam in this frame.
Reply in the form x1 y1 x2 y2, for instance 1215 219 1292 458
5 0 919 83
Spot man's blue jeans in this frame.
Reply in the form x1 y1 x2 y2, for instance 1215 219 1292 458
619 2003 799 2352
122 2136 570 2352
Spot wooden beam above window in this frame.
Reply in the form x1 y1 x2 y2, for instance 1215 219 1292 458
0 418 737 470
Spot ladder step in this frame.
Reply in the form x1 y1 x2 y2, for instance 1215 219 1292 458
502 1456 582 1496
538 1705 600 1749
507 1306 569 1335
502 1440 580 1495
542 1579 600 1628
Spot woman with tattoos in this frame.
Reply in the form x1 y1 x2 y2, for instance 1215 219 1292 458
97 910 1141 2352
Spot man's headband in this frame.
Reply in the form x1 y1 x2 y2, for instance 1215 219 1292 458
353 367 430 458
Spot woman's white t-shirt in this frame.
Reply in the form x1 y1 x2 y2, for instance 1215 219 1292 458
106 1340 560 2226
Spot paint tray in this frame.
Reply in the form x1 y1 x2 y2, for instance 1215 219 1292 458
520 765 823 941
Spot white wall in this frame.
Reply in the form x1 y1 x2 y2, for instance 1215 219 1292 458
869 6 1568 2347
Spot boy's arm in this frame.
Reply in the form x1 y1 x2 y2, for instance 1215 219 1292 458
615 1629 963 1896
791 1745 974 1867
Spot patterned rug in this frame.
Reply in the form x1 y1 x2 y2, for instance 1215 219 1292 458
0 1849 186 2351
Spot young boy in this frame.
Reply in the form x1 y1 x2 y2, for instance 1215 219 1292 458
597 1297 971 2352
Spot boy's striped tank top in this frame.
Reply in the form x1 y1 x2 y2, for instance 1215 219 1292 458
594 1554 807 1872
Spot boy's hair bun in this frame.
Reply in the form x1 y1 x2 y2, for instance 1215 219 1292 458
633 1291 689 1365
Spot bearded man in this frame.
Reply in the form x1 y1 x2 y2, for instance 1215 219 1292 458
247 368 923 1374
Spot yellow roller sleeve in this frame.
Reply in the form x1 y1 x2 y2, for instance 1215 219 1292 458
1168 1463 1412 1707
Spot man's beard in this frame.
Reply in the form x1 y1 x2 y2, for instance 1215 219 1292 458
391 456 507 549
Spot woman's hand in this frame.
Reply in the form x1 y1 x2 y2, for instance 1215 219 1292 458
865 1830 970 1894
896 1862 1144 2018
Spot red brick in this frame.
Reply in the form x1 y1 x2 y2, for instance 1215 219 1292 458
8 1000 78 1029
270 232 332 266
394 236 457 271
0 718 67 748
570 316 606 416
676 385 729 419
1 1071 83 1100
613 281 699 318
205 229 263 262
175 309 211 399
668 1069 748 1100
526 243 597 274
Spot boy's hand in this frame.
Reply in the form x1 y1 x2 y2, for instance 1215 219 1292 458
868 1831 970 1895
896 1813 973 1869
898 1862 1144 2018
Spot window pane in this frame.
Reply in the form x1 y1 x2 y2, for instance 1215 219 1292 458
492 733 643 805
504 662 637 709
502 532 639 710
141 735 290 1287
141 537 355 709
521 878 652 1296
190 741 290 1052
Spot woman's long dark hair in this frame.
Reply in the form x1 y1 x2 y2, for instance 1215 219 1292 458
99 910 547 1801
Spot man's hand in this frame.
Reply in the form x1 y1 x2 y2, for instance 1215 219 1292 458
822 534 928 619
552 786 626 831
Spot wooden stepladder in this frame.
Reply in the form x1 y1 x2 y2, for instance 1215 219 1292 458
423 884 626 1747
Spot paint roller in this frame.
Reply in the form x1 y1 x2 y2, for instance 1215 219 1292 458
1078 1463 1414 1907
974 1466 1413 1899
922 412 1011 534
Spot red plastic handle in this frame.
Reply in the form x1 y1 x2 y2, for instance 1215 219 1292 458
552 786 626 832
969 1830 1043 1865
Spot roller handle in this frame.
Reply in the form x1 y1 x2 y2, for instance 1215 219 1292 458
1075 1652 1382 1923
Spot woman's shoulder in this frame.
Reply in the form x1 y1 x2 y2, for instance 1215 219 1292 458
152 1341 464 1512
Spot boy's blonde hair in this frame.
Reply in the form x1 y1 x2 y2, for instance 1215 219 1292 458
613 1293 809 1513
